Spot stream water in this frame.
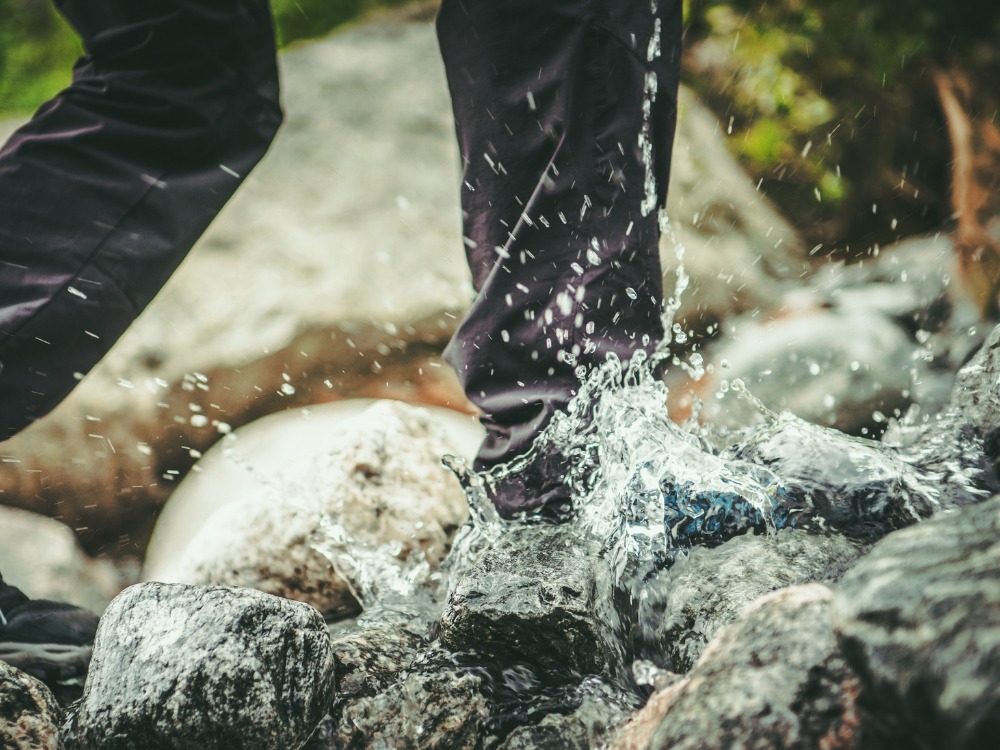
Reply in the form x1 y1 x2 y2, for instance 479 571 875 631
293 208 992 746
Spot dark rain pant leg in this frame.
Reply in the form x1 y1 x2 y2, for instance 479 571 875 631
0 0 282 439
437 0 682 514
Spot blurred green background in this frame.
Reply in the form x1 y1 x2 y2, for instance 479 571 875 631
1 0 998 251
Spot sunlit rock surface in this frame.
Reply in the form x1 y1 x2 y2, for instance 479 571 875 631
638 530 860 672
149 401 470 618
0 662 60 750
0 508 120 614
833 495 1000 750
61 583 335 750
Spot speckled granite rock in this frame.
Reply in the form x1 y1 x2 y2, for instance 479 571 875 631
0 661 60 750
833 495 1000 750
60 583 335 750
308 648 489 750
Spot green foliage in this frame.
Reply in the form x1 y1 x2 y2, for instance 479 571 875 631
0 0 420 117
683 0 1000 250
0 0 81 115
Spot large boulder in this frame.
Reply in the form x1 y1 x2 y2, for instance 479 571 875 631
146 401 471 618
0 662 60 750
833 495 1000 750
61 583 336 750
638 530 861 672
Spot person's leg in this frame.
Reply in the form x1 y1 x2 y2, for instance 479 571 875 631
0 0 282 439
0 0 281 690
437 0 682 516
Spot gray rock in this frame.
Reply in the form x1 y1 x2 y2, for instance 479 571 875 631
943 323 1000 467
0 662 60 750
833 495 1000 750
61 583 335 750
613 585 887 750
309 648 489 750
639 530 861 672
728 415 982 543
701 308 915 436
301 625 427 750
439 525 622 677
498 681 630 750
0 507 121 615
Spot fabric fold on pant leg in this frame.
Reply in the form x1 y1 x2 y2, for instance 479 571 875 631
437 0 682 515
0 0 283 439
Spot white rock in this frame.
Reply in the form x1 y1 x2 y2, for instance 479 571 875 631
143 400 479 617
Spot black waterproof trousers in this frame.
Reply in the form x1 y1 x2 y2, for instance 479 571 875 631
0 0 680 515
438 0 682 514
0 0 282 439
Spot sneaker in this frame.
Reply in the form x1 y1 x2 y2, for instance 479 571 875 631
0 574 99 686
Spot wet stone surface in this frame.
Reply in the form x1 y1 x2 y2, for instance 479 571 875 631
0 661 60 750
638 529 861 672
833 495 1000 750
614 585 890 750
61 583 335 750
439 525 622 677
307 647 490 750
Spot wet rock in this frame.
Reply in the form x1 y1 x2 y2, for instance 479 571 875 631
155 401 469 618
727 415 982 543
61 583 335 750
833 495 1000 750
497 681 630 750
439 525 622 677
943 323 1000 469
142 400 483 583
613 585 886 750
328 625 423 705
308 648 489 750
701 308 915 436
0 661 60 750
639 530 861 672
0 507 120 614
301 625 427 750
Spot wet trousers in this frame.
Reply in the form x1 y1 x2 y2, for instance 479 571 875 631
0 0 681 515
437 0 682 513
